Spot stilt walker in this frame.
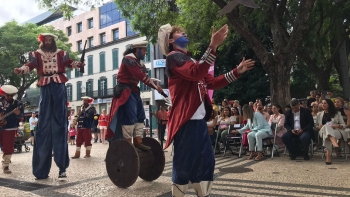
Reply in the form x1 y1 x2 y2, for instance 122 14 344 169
14 33 85 179
106 40 163 149
72 96 95 159
158 24 255 197
0 85 24 174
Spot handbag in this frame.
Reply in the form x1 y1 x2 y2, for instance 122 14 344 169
113 84 130 98
242 131 249 146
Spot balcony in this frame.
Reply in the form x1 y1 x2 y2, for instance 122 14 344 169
81 88 113 99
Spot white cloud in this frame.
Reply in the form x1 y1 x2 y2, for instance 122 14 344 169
0 0 44 26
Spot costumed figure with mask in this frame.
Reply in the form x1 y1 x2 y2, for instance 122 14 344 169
158 24 255 197
13 33 85 179
71 97 96 159
0 85 24 174
106 40 163 150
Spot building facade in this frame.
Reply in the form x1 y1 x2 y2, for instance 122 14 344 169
22 1 162 116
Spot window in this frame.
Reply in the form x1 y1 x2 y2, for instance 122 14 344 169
67 26 72 36
76 81 82 100
77 22 82 33
140 70 151 92
112 49 119 69
88 18 93 29
87 55 93 75
98 77 107 97
100 33 106 44
144 43 151 63
88 37 94 48
99 2 125 29
75 68 82 78
66 84 72 102
99 52 105 72
77 40 82 51
66 69 71 79
86 80 93 97
113 29 119 40
126 20 138 36
112 74 118 86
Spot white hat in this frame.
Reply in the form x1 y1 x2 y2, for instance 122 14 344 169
0 85 18 95
81 96 94 103
126 40 148 49
158 24 172 56
40 33 58 39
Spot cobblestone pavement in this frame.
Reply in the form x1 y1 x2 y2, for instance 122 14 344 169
1 140 350 197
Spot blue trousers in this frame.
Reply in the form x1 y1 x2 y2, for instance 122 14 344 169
172 119 215 185
32 82 69 178
118 91 145 125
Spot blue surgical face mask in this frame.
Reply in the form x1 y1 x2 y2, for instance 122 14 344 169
174 34 189 48
137 50 145 60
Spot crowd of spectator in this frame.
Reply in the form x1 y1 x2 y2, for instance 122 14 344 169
208 90 350 165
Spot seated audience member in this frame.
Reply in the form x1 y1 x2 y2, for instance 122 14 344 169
282 98 314 160
307 90 317 108
256 103 270 122
207 110 218 147
285 104 291 114
231 105 271 161
215 107 234 153
311 102 320 149
316 99 347 165
268 104 286 149
334 97 347 123
231 107 241 124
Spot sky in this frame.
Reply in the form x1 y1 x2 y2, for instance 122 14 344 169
0 0 45 26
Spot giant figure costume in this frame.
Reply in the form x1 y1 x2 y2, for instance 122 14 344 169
106 41 161 150
71 96 96 159
14 33 83 179
0 85 24 174
158 24 254 197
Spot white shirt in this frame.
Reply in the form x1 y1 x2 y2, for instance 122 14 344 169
293 110 301 130
191 102 206 120
29 117 38 130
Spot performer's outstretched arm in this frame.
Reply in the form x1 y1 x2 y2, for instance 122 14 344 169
123 59 160 89
61 51 83 69
14 52 38 74
167 47 217 81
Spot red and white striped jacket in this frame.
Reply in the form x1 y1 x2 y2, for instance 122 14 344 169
17 49 80 86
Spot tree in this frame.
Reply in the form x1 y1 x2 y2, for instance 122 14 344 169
36 0 348 106
0 21 78 100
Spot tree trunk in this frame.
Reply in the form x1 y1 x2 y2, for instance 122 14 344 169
317 71 331 92
334 42 350 98
268 60 291 108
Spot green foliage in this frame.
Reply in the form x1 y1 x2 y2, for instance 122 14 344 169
0 21 77 99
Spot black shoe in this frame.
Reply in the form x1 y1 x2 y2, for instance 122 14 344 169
304 155 310 160
58 171 67 180
99 139 102 143
326 161 332 165
35 176 49 180
290 155 297 160
94 139 98 143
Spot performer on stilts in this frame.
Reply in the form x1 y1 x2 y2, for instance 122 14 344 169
14 33 84 179
158 24 255 197
106 40 163 150
71 96 96 159
0 85 24 174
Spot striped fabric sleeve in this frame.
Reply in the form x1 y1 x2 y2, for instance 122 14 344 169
199 47 216 65
224 69 239 83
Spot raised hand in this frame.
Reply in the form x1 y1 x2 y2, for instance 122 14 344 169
14 68 21 74
237 57 255 74
209 24 229 50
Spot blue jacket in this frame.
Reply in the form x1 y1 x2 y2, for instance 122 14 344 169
77 105 96 129
238 112 272 135
0 98 24 130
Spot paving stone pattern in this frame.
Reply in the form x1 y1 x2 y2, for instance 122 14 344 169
1 142 350 197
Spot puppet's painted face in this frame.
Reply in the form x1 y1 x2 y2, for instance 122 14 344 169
170 30 189 48
136 48 147 60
